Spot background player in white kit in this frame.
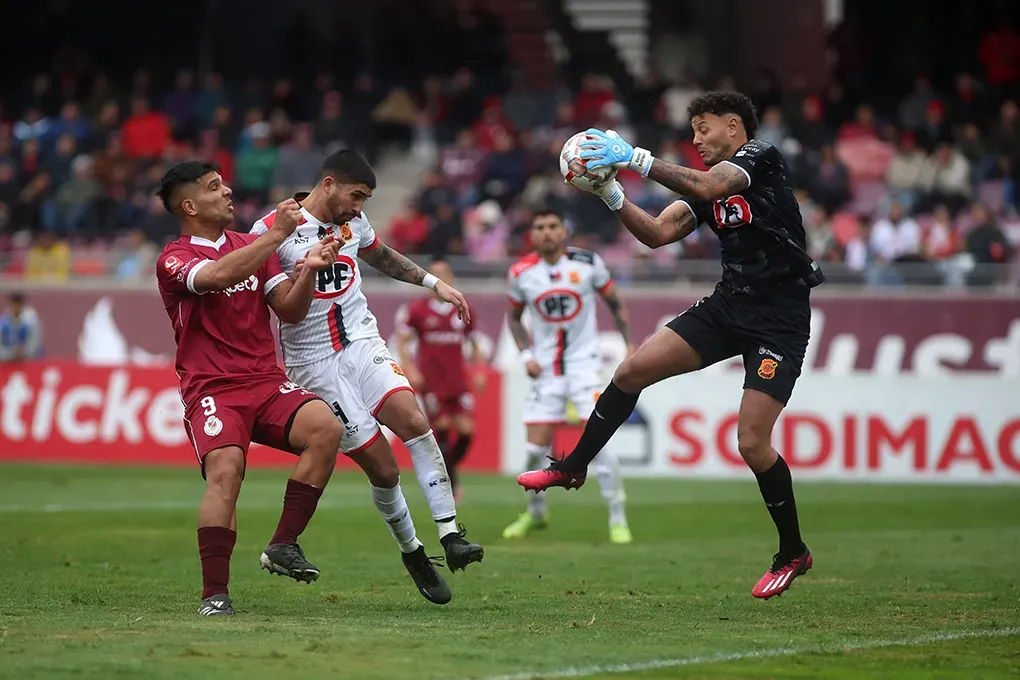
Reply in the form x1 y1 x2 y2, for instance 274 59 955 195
503 209 634 544
251 150 482 605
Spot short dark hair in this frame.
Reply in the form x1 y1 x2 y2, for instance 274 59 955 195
156 161 220 215
9 293 25 304
319 149 376 188
687 91 759 139
532 208 564 224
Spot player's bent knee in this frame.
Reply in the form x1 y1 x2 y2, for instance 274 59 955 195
612 357 648 393
736 428 770 467
307 418 343 466
204 447 245 494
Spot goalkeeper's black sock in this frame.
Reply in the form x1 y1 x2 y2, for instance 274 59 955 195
754 454 806 557
559 382 639 472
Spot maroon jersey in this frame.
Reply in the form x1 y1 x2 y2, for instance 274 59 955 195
397 297 475 397
155 231 290 405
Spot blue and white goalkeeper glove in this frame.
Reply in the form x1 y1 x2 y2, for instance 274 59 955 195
596 179 626 211
579 128 654 176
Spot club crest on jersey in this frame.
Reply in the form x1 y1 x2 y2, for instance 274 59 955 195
713 195 753 227
569 270 581 284
390 362 405 377
339 222 353 243
757 358 778 380
204 415 223 437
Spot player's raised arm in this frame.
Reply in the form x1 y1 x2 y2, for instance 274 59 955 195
360 239 471 324
191 199 303 293
266 236 340 323
615 198 698 249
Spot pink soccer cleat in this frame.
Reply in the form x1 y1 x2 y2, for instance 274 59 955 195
517 460 587 492
752 548 813 599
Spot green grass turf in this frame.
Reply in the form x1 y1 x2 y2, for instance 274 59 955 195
0 465 1017 679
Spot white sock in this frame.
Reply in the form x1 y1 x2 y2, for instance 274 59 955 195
525 442 550 520
404 430 458 540
593 450 628 527
370 482 422 553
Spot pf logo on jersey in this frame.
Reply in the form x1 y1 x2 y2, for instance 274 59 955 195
315 255 357 299
535 289 582 322
713 196 753 227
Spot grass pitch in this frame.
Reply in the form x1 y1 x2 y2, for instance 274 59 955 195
0 465 1017 679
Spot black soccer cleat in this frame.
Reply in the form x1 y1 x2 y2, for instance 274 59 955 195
198 594 235 616
440 524 485 572
401 545 452 605
260 543 320 583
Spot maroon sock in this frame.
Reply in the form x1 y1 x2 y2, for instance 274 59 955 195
270 479 323 545
198 526 236 599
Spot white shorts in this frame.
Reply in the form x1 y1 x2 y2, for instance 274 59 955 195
523 368 604 425
286 337 413 454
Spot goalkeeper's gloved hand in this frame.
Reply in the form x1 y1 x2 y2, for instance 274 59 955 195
579 128 654 176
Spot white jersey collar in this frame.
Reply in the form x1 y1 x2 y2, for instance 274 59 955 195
189 233 227 250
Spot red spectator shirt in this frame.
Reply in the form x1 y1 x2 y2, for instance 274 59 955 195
155 231 289 405
397 297 476 397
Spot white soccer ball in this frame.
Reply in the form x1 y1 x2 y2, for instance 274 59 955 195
560 131 618 192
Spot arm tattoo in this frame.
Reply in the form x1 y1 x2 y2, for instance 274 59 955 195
508 307 531 351
672 205 697 241
265 283 282 303
647 158 749 201
600 289 632 345
359 242 426 285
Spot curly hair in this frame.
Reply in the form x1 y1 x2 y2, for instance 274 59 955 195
687 91 759 139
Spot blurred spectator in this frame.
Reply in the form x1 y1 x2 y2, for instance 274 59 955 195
918 142 973 214
46 134 78 189
844 214 873 273
89 100 121 153
898 75 937 132
660 71 703 130
922 204 960 260
428 204 465 256
13 107 53 146
386 199 431 253
885 133 927 210
977 23 1020 87
917 100 951 150
122 96 170 159
463 199 508 262
792 95 834 156
373 86 419 152
871 201 922 263
473 98 514 153
51 102 91 148
72 238 109 277
196 72 228 127
25 232 71 282
947 73 988 130
479 132 527 209
0 293 42 363
113 228 158 280
41 154 100 235
272 124 321 201
965 202 1014 287
574 74 616 129
196 129 234 184
439 130 486 206
235 122 278 203
838 104 878 141
313 91 349 152
803 144 851 213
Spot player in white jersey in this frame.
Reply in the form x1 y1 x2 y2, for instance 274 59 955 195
251 150 483 604
502 209 634 543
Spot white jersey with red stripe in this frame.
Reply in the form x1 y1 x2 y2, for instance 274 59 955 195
507 247 611 377
250 206 381 367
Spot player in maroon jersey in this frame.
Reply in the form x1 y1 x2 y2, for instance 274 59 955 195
395 259 487 498
154 161 344 616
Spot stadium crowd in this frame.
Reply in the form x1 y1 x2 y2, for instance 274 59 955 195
1 27 1018 287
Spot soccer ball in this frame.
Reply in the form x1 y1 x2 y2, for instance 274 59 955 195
560 131 618 192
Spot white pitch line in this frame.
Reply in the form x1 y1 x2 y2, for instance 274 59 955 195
469 626 1020 680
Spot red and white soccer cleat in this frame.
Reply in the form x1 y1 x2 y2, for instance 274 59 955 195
752 548 813 599
517 460 587 492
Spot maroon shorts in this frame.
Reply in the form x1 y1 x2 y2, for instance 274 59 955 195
183 373 321 474
423 391 475 421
